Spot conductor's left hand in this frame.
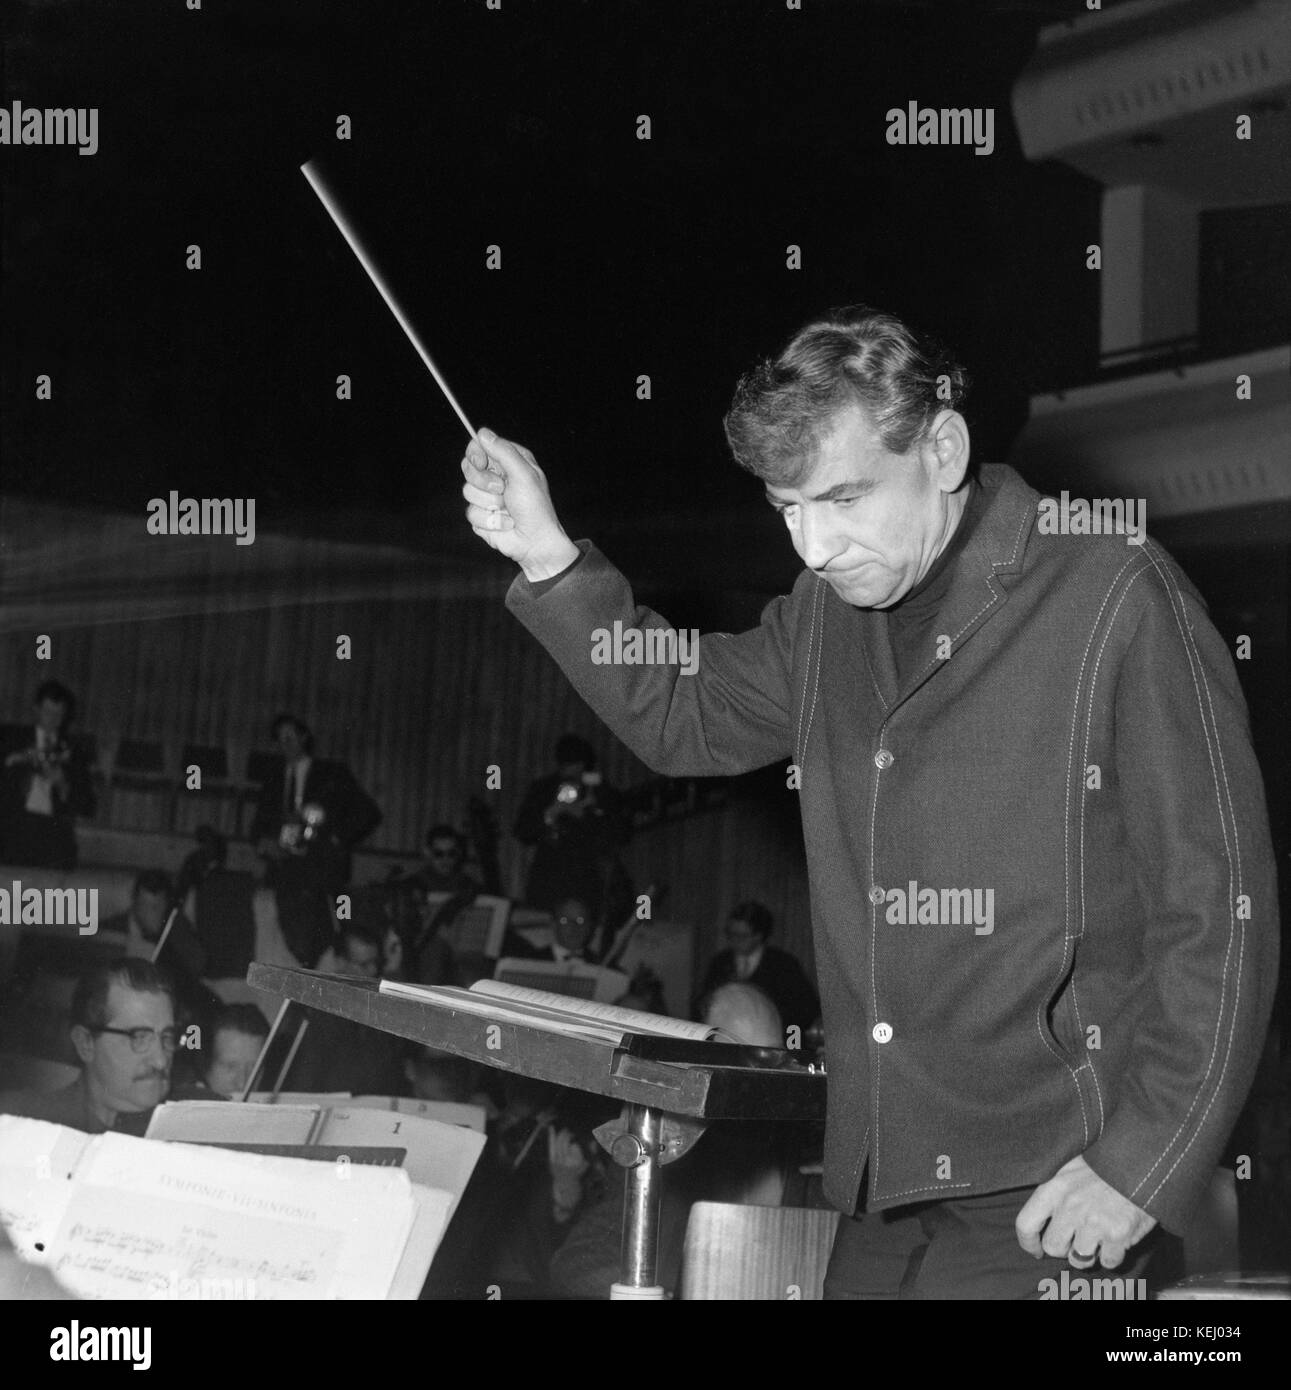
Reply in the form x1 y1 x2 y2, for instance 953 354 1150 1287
1016 1154 1156 1269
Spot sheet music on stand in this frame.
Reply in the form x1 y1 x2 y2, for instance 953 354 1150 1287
246 964 828 1300
425 892 510 958
0 1117 420 1300
143 1099 486 1300
492 955 630 1003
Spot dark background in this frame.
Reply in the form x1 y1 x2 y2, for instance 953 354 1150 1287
2 0 1113 585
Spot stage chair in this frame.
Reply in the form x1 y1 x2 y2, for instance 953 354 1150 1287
678 1201 841 1301
174 743 239 837
239 748 282 838
105 737 173 832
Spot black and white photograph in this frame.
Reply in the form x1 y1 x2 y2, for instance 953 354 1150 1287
0 0 1287 1359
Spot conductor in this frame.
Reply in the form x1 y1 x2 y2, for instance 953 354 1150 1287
459 305 1278 1299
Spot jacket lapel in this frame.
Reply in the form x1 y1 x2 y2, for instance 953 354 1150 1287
876 465 1038 713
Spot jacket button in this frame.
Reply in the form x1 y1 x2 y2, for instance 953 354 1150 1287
868 885 885 905
874 748 894 769
872 1023 893 1044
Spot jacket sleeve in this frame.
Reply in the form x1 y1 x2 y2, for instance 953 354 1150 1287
1081 561 1279 1233
505 542 804 779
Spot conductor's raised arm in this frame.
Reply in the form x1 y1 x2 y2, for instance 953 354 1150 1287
460 429 801 780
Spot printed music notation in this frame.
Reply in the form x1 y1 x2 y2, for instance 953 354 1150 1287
53 1198 338 1299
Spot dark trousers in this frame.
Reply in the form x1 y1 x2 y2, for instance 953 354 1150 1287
824 1186 1157 1300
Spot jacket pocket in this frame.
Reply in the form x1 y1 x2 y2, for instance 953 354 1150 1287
1045 967 1084 1063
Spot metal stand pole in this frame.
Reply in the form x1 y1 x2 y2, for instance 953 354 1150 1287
609 1103 665 1300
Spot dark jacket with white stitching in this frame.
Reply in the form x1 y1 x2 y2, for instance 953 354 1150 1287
505 463 1278 1233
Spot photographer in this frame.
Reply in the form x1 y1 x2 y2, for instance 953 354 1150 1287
512 734 630 912
0 680 95 869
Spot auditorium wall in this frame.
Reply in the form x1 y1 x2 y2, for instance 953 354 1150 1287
0 496 815 975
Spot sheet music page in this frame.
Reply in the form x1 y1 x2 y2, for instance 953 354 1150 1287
471 979 719 1041
0 1117 92 1261
387 1186 455 1301
44 1130 416 1300
315 1107 485 1199
351 1095 488 1132
314 1107 485 1300
140 1103 485 1298
378 978 717 1043
493 956 630 1004
247 1091 351 1105
146 1100 321 1144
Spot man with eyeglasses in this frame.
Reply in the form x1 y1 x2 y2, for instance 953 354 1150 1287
0 958 179 1135
403 824 478 896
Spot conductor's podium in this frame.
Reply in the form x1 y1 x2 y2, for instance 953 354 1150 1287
248 963 827 1299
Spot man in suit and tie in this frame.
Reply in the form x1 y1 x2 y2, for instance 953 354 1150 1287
695 901 818 1038
250 713 382 966
0 680 95 869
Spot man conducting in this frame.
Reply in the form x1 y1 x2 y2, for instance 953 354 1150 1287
459 305 1278 1298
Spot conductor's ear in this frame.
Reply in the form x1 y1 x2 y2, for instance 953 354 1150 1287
925 410 970 492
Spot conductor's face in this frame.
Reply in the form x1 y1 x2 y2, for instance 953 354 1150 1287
765 403 969 610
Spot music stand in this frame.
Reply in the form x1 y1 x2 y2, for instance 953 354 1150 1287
247 963 825 1298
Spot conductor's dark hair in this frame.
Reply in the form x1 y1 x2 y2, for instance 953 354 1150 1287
34 679 76 722
723 305 971 487
729 900 774 942
270 712 315 754
132 868 172 899
555 733 597 770
70 958 176 1034
212 1002 270 1043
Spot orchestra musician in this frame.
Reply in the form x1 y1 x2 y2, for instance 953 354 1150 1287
249 712 382 967
0 680 95 870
